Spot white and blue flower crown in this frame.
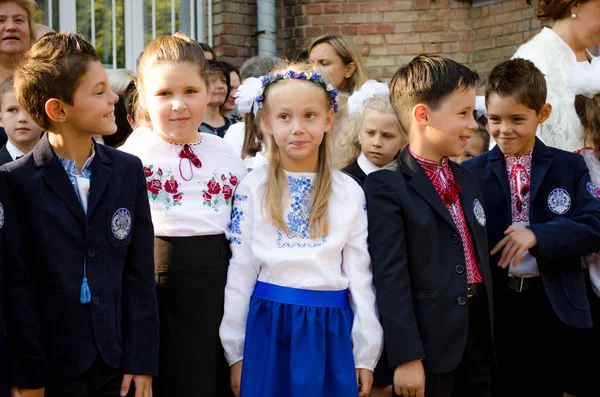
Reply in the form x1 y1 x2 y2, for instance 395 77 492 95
256 70 340 113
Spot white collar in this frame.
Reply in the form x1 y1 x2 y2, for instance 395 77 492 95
6 140 24 161
357 153 380 175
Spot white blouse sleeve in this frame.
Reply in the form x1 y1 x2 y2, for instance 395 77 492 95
342 182 384 371
219 180 258 365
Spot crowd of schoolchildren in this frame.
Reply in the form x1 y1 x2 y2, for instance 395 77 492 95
0 1 599 397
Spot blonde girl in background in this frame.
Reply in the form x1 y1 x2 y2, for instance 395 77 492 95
219 62 383 397
338 80 406 186
119 33 246 397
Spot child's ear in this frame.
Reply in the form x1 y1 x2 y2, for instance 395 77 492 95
44 98 68 124
538 103 552 124
413 104 429 128
344 62 357 79
324 107 334 133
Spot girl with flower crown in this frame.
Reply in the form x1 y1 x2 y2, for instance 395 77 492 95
337 80 407 186
119 33 246 397
219 62 383 397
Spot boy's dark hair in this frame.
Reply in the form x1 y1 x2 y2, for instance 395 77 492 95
199 42 217 60
13 32 100 130
123 80 137 120
485 58 547 114
389 54 480 132
0 75 15 109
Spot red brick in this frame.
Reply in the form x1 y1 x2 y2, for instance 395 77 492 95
387 44 406 54
360 2 379 12
305 26 322 37
490 4 503 15
423 43 442 53
459 41 473 52
386 33 422 44
323 25 340 35
419 10 453 21
370 44 388 56
342 3 358 13
220 46 237 57
431 22 448 31
406 44 424 54
378 1 394 11
306 4 322 14
385 11 420 22
324 4 342 14
516 0 531 9
359 24 378 35
341 25 358 35
441 42 460 53
503 22 517 34
414 22 431 32
377 23 395 34
473 38 496 51
454 9 469 20
502 0 517 12
497 32 525 46
395 22 414 33
495 10 524 24
477 28 490 40
414 0 431 10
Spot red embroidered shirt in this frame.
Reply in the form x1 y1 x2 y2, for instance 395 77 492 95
505 149 533 223
409 147 484 283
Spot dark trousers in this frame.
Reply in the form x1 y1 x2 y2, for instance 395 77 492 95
153 234 233 397
46 356 132 397
393 293 492 397
492 285 573 397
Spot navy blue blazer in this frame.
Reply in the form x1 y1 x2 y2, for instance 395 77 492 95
0 173 13 396
365 148 494 375
2 136 159 388
463 138 600 329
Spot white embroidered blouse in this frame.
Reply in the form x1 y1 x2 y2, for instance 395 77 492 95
513 27 585 152
119 127 247 237
219 164 383 370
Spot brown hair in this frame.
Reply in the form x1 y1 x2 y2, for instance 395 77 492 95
485 58 547 114
135 32 207 123
575 94 600 154
0 75 14 109
13 32 99 130
262 62 333 239
0 0 36 45
535 0 585 21
390 54 480 133
308 34 370 94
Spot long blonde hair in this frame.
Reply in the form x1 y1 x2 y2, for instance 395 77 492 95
262 62 334 239
308 34 370 94
335 94 405 170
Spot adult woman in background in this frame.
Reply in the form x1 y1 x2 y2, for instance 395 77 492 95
308 34 370 94
512 0 600 151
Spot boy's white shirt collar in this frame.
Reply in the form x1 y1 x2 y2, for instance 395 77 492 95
6 140 24 160
357 153 380 175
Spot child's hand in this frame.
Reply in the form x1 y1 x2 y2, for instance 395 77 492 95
10 388 44 397
356 368 373 397
230 361 243 397
490 225 537 268
393 360 425 397
121 374 152 397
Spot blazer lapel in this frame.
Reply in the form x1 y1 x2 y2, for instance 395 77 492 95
530 138 553 204
86 141 113 217
400 149 459 233
33 136 85 223
489 145 511 207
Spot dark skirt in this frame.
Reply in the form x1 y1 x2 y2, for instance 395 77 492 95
240 281 357 397
153 234 233 397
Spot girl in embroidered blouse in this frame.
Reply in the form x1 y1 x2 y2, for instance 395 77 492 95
337 80 406 186
119 33 246 397
219 62 383 397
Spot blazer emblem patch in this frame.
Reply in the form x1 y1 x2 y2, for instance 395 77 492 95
111 208 132 240
473 199 486 226
547 188 571 215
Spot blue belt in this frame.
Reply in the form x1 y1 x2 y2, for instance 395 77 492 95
252 281 348 307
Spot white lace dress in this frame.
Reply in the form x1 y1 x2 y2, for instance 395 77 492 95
513 27 586 152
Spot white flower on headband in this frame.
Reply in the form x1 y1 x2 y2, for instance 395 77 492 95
235 77 263 115
347 80 390 118
567 57 600 99
475 96 487 119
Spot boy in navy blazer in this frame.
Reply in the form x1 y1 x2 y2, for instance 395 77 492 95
463 59 600 397
365 55 494 397
2 33 158 397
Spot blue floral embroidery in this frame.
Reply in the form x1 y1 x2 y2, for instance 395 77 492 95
234 193 248 202
277 176 327 248
230 206 245 245
57 146 95 213
363 203 367 211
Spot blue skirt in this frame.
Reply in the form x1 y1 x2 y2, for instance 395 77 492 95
240 281 357 397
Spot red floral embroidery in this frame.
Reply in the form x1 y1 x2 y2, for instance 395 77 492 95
203 192 212 202
222 185 233 200
147 179 162 195
173 194 182 202
230 175 238 186
164 179 179 194
158 168 163 176
207 180 221 195
144 167 153 177
221 174 227 181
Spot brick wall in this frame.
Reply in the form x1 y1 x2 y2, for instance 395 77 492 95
212 0 258 66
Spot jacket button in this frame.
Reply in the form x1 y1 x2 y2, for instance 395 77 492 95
452 234 460 244
457 296 467 306
92 296 100 306
455 265 465 274
88 248 96 258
